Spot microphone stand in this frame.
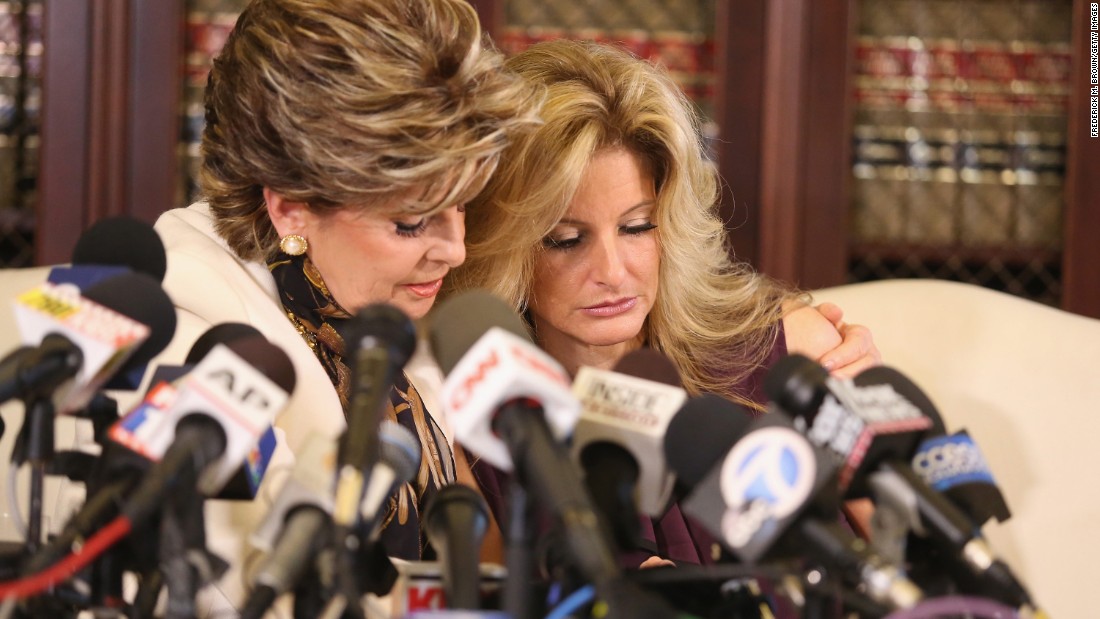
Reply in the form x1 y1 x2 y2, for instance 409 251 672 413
17 395 55 554
502 481 536 619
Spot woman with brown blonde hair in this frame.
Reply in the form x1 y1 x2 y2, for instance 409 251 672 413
148 0 539 609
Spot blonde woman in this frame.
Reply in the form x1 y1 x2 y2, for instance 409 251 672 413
447 39 878 565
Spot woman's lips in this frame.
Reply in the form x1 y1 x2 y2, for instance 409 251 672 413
404 278 443 298
581 296 637 317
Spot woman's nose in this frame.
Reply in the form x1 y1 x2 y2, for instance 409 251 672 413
427 206 466 267
590 235 626 288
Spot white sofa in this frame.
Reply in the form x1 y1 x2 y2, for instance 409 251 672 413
814 278 1100 618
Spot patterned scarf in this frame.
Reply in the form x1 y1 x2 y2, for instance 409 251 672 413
268 253 454 558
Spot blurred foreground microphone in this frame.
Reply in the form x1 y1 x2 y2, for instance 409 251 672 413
243 420 419 619
48 216 167 289
332 304 417 530
26 324 273 574
4 272 176 413
424 484 490 610
665 395 923 611
767 356 1033 610
27 336 295 576
571 349 686 550
47 216 169 390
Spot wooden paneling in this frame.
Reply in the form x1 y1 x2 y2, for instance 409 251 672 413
37 0 92 264
1063 0 1100 318
38 0 182 264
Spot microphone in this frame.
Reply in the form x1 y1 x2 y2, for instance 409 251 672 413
25 324 273 569
332 303 417 529
5 272 176 413
45 216 169 390
116 337 296 525
50 215 168 288
857 366 1010 526
664 394 923 611
910 430 1010 525
570 349 686 552
423 484 490 610
427 290 614 583
24 335 295 581
766 356 1033 609
245 420 420 617
141 322 281 501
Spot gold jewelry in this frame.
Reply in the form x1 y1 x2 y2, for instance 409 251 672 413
279 234 308 256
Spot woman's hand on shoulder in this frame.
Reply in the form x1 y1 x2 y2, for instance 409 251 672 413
783 301 881 378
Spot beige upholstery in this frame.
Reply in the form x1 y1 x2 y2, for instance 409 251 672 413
814 279 1100 618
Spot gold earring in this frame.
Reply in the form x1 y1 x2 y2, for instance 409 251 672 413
279 234 308 256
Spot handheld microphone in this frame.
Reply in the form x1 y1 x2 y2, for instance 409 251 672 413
767 356 1033 610
664 395 923 611
423 484 490 610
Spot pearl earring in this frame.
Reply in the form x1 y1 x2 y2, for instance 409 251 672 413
279 234 308 256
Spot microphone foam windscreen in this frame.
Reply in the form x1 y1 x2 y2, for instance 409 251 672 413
82 272 177 369
762 353 829 416
612 348 683 387
428 289 530 375
72 216 167 282
853 365 947 435
186 322 264 365
378 420 422 484
663 393 754 488
341 303 417 369
223 336 297 395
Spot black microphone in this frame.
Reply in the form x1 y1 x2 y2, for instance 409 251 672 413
332 303 416 530
424 484 490 610
664 394 923 611
766 355 1034 610
242 420 420 618
69 215 168 283
858 366 1010 526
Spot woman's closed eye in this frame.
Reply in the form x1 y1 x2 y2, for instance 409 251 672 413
395 218 428 237
622 221 657 235
542 232 581 250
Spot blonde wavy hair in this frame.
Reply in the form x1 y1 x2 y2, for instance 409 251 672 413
448 39 799 409
200 0 541 261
